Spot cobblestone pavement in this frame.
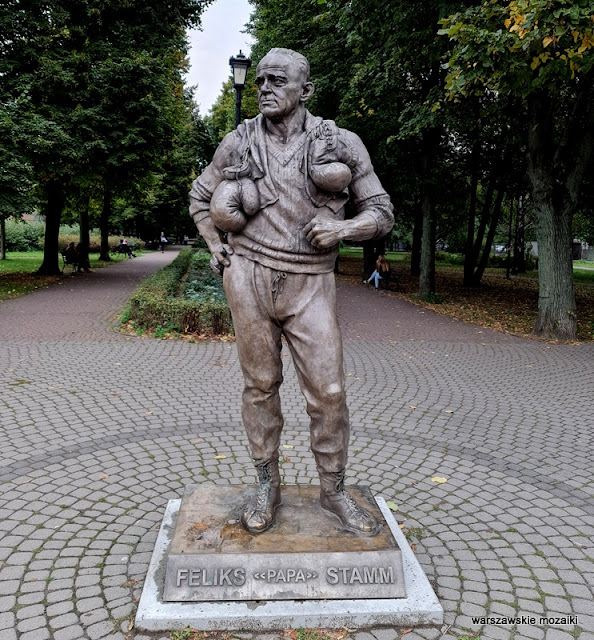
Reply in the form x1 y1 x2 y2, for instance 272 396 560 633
0 253 593 640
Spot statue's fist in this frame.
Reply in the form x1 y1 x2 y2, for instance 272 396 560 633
308 137 351 193
210 179 259 233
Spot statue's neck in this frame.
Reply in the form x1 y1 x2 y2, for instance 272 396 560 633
265 106 306 146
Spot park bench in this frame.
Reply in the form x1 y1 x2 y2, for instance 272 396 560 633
60 251 79 274
112 243 136 258
381 268 400 291
365 267 400 291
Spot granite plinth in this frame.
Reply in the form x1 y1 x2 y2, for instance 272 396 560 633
164 484 405 601
135 487 443 631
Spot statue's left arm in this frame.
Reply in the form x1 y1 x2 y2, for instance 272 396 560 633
305 129 394 249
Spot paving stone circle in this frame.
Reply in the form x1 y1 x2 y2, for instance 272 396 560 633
0 251 592 640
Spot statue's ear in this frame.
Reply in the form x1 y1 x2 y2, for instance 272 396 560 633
301 81 315 103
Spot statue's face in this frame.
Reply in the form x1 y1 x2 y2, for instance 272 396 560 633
255 52 307 121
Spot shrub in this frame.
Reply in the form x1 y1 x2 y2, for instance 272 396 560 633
183 253 228 304
4 220 45 251
56 232 144 253
126 249 233 335
435 251 464 265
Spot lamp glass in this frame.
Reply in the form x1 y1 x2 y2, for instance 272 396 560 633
233 63 249 88
229 52 251 89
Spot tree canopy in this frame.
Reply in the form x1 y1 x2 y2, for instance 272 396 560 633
241 0 594 340
0 0 215 271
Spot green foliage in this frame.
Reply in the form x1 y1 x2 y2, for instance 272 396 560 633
295 629 331 640
126 250 233 335
183 254 228 304
0 0 214 270
207 75 259 142
435 251 465 265
3 220 45 252
440 0 594 98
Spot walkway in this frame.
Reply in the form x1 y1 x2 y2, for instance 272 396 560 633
0 252 592 640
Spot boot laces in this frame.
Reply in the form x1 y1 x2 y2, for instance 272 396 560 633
341 490 363 516
254 483 272 512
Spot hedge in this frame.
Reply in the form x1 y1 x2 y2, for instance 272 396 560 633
127 249 233 335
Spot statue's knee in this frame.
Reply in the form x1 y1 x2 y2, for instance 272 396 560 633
319 382 345 405
247 373 282 394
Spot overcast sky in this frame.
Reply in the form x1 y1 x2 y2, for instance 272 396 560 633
185 0 255 115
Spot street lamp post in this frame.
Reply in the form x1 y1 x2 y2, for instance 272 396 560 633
229 50 252 129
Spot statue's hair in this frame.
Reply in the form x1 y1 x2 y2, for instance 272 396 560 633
258 48 310 82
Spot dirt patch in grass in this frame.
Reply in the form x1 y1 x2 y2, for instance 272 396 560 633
337 256 594 342
0 272 59 301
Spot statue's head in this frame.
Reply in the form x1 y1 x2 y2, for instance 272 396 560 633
255 48 314 121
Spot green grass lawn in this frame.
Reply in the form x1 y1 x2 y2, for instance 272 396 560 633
573 260 594 269
339 246 410 263
0 250 132 301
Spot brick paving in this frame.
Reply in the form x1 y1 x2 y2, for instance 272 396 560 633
0 252 593 640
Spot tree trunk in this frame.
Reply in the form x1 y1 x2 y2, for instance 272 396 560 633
513 195 525 273
473 187 505 285
0 217 6 260
532 198 576 340
36 180 66 275
100 184 111 261
419 189 435 299
410 204 422 277
463 135 480 287
506 196 513 280
79 191 91 256
419 130 438 300
363 240 376 279
528 92 576 340
363 237 386 278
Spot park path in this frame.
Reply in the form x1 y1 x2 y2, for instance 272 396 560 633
0 249 178 341
0 252 593 640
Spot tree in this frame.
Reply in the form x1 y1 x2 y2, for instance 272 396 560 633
208 75 259 142
1 0 211 271
0 104 36 259
440 0 594 340
248 0 479 299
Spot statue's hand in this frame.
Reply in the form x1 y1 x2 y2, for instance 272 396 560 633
304 216 344 249
209 243 234 275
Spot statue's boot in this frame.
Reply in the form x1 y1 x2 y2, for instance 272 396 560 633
319 469 380 536
241 459 281 534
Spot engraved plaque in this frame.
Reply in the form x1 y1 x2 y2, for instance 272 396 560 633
163 485 406 601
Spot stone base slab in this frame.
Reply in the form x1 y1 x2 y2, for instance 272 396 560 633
135 494 443 631
164 484 405 601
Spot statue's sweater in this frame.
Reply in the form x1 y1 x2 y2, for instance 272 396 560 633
189 111 393 274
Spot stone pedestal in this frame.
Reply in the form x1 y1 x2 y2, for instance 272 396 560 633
135 484 443 631
164 484 405 601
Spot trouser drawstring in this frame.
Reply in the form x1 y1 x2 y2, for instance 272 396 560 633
271 271 287 304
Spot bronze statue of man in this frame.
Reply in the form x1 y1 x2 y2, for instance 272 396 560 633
189 48 393 536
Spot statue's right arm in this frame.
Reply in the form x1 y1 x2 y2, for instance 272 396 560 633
189 133 238 272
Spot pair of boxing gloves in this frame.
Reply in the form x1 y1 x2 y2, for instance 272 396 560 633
210 136 351 233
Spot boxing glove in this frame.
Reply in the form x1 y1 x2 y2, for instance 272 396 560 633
210 178 260 233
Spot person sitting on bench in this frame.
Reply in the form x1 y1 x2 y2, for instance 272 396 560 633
118 239 135 258
366 255 390 289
